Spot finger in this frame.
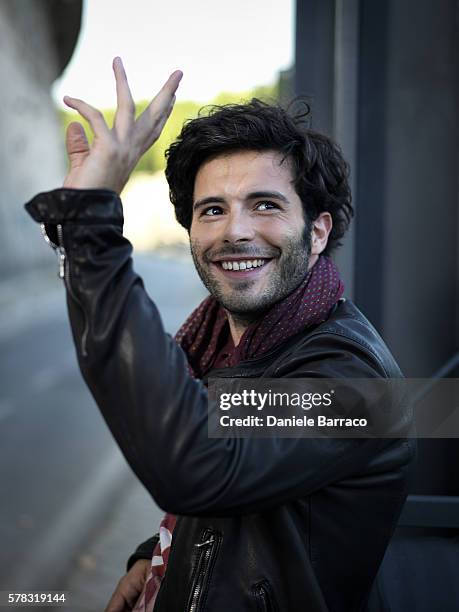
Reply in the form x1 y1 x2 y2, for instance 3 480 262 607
65 121 90 166
166 96 176 119
136 71 182 128
154 70 183 106
104 590 128 612
145 70 182 118
112 56 135 139
63 95 111 141
134 99 175 154
134 71 182 150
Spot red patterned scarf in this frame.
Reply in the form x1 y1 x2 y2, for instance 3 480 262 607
133 255 344 611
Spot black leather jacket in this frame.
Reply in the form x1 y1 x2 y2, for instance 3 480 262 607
25 188 415 612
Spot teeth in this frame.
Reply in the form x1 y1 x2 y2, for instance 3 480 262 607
220 259 268 271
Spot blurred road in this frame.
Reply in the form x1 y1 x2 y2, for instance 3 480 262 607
0 250 207 594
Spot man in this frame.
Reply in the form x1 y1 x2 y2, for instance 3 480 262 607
25 58 414 611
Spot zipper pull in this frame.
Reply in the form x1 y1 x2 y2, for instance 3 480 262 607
57 247 66 279
194 535 215 548
40 222 89 358
56 224 66 280
40 223 66 279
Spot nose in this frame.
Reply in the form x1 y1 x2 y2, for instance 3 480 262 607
221 207 256 244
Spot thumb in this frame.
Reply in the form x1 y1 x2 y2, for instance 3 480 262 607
65 121 90 167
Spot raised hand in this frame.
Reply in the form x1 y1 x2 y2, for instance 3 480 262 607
62 57 182 193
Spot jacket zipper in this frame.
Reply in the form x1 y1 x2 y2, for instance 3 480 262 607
40 223 89 358
187 528 221 612
252 580 278 612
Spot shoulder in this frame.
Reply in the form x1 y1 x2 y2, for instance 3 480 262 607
273 299 402 379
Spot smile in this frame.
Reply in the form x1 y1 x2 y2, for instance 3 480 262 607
211 258 273 277
221 258 268 270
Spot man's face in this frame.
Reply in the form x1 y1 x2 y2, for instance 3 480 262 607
189 150 313 317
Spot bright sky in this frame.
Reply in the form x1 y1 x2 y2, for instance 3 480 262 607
52 0 295 109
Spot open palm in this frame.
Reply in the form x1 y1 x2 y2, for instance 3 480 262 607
63 57 182 194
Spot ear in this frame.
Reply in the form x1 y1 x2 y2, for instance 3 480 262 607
310 212 333 256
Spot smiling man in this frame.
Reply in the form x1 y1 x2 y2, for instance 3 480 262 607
25 59 414 612
189 149 331 344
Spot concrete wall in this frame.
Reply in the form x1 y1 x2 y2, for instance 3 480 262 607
0 1 81 279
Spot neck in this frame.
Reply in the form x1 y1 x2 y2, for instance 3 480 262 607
226 311 261 346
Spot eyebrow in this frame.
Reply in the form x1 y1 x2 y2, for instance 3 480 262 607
193 190 290 211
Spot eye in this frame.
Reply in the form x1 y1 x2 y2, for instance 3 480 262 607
201 205 223 216
257 201 279 211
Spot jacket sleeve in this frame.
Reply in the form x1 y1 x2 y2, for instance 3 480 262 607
126 534 159 572
25 188 414 518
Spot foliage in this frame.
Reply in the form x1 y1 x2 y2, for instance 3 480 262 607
58 80 279 175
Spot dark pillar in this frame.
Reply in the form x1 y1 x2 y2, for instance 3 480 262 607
294 0 336 136
355 0 459 379
353 1 389 332
295 0 459 496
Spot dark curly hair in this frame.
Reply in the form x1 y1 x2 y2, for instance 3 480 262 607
165 98 353 255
